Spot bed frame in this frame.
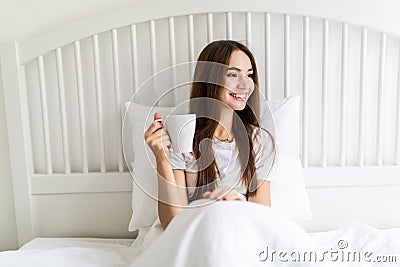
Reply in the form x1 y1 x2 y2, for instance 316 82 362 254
2 0 400 247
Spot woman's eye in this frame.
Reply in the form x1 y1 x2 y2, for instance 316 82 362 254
227 72 238 77
227 72 253 79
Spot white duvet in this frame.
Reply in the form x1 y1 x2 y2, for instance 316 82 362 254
1 201 399 267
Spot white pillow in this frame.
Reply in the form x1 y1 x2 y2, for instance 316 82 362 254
125 95 311 234
260 95 312 222
124 102 174 232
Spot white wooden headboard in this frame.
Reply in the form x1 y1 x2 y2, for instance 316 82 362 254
1 0 400 247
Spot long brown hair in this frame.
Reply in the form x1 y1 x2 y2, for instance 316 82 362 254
189 40 275 200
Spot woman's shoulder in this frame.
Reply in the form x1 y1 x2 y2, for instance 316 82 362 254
250 125 273 145
249 125 276 168
169 151 196 170
170 151 195 161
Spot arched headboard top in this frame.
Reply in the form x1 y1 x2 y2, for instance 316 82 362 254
18 0 400 64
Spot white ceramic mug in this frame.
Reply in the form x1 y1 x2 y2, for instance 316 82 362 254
162 114 196 153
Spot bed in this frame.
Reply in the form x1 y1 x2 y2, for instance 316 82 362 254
1 0 400 266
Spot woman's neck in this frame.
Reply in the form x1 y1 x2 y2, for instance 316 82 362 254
214 109 234 142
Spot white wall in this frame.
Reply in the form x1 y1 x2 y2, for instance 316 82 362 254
0 64 18 251
1 0 400 43
0 0 146 43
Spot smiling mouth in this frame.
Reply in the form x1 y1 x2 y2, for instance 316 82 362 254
230 93 246 101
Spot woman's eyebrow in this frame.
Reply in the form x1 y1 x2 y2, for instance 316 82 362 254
228 67 253 72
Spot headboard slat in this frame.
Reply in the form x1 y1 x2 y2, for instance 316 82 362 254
376 32 386 166
339 22 348 167
37 56 52 175
187 15 195 76
301 16 310 168
168 17 178 105
207 13 213 43
264 13 271 100
320 19 329 167
226 12 233 40
149 20 158 102
283 14 290 97
111 29 125 173
396 43 400 165
55 48 71 174
92 34 107 173
73 40 89 174
245 12 252 47
130 25 140 95
358 27 368 167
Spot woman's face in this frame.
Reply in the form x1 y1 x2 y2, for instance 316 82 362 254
219 50 255 111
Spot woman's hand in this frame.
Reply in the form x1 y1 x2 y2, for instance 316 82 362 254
202 186 246 201
144 112 171 161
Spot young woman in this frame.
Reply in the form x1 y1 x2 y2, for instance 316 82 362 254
144 40 276 230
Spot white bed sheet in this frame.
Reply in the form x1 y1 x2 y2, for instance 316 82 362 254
20 237 134 250
1 204 399 267
0 237 139 267
131 200 400 267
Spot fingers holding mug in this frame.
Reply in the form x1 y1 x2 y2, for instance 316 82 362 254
145 113 171 160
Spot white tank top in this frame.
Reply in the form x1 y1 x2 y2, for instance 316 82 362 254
169 128 275 202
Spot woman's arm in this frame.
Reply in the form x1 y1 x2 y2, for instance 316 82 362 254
248 127 274 206
247 180 271 206
202 181 271 206
157 164 188 229
144 113 188 229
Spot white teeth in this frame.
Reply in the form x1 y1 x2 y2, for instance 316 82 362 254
231 93 246 99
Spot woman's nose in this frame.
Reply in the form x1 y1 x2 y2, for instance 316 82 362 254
237 73 251 89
